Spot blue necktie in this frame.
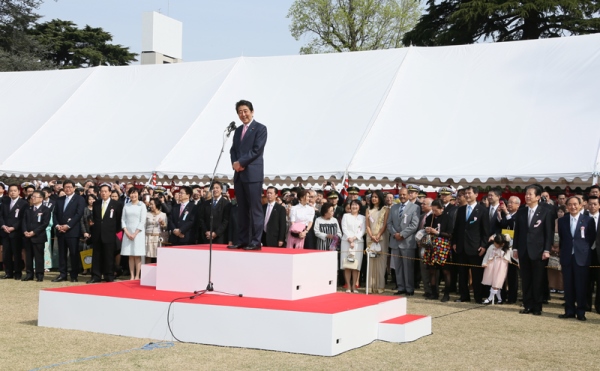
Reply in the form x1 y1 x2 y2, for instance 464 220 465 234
212 199 217 208
466 205 472 221
398 203 405 218
63 197 70 211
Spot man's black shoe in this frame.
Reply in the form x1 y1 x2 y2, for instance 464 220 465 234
558 314 575 319
51 276 66 282
86 279 101 284
227 244 246 249
243 244 261 251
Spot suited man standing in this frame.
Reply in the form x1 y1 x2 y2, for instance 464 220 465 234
88 184 123 283
262 186 287 247
557 196 597 321
452 186 489 303
228 100 268 251
499 196 521 303
387 187 420 296
0 184 28 279
22 191 51 282
168 186 196 246
513 184 553 315
585 196 600 313
197 182 231 244
53 180 85 282
487 188 504 236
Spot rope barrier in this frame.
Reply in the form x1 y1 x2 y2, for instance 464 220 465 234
361 248 600 269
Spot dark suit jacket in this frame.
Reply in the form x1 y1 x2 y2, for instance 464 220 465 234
0 198 28 239
263 202 287 247
229 119 267 183
53 194 85 238
91 199 123 244
197 197 231 244
513 204 553 260
168 201 196 245
558 214 596 267
487 205 504 236
452 203 489 255
23 205 51 243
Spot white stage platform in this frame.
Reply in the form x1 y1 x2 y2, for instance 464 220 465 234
39 245 431 356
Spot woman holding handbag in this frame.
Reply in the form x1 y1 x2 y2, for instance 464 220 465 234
423 199 453 302
314 202 342 251
287 189 315 249
341 200 366 293
366 190 389 294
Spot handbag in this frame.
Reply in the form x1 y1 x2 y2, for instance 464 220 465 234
290 222 306 238
342 253 359 270
419 216 435 248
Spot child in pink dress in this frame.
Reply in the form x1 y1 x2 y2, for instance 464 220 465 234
482 234 512 304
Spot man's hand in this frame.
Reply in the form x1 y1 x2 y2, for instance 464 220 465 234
513 250 519 260
542 251 550 260
478 247 485 256
278 241 284 247
232 161 245 172
452 244 457 252
394 232 403 241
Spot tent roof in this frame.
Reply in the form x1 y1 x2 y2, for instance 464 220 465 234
1 35 599 187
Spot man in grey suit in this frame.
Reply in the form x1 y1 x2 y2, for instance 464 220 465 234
388 187 420 295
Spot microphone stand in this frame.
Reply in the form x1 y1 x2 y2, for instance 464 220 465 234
191 123 242 299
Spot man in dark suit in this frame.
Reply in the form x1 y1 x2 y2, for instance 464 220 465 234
513 184 553 315
262 186 287 247
452 186 489 303
197 182 231 244
88 184 123 283
585 195 600 313
52 179 86 282
168 186 196 246
499 196 521 303
22 191 51 282
0 184 28 279
228 100 268 251
487 188 504 236
557 196 597 321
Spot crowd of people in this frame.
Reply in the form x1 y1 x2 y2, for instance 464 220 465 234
1 179 599 319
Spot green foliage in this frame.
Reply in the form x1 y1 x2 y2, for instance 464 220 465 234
404 0 600 46
0 0 53 71
288 0 421 54
0 1 137 71
31 19 137 68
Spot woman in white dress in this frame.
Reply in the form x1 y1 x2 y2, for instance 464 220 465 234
287 189 315 249
121 188 147 280
341 200 366 293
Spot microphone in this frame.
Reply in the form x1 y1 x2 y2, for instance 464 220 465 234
225 121 236 137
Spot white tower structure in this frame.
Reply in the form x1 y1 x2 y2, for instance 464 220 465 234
141 11 183 64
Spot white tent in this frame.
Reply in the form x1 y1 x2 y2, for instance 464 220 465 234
1 34 599 188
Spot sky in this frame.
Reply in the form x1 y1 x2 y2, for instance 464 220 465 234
38 0 304 63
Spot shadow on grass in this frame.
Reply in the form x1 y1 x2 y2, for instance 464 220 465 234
20 319 38 326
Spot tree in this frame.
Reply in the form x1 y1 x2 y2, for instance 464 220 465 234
0 0 52 71
404 0 600 46
31 19 137 68
287 0 421 54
